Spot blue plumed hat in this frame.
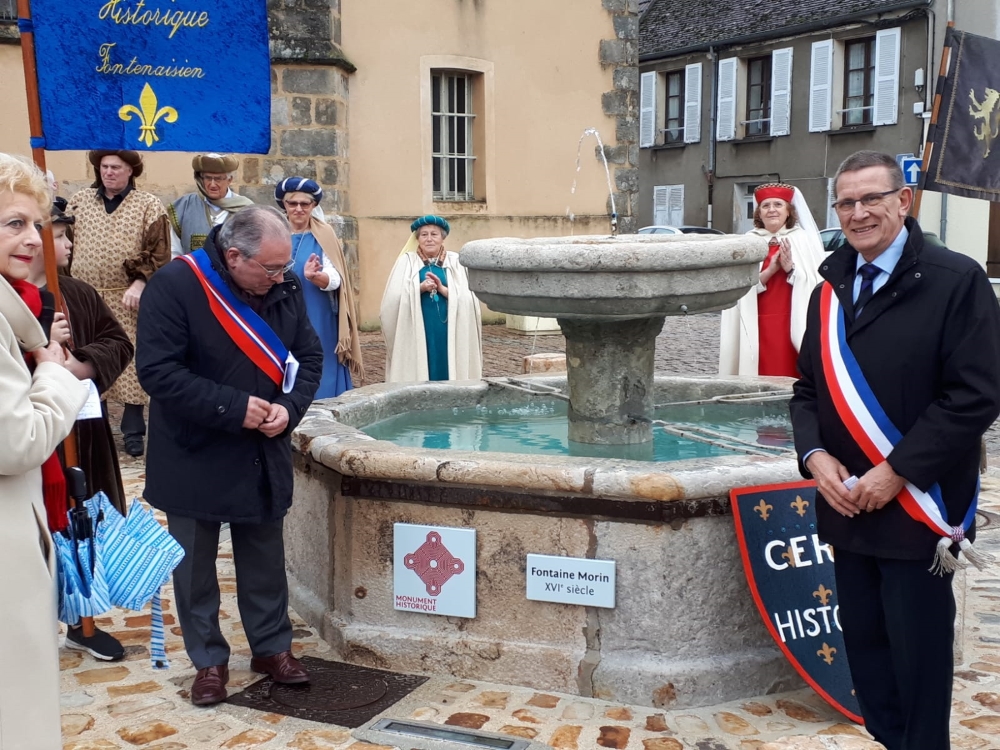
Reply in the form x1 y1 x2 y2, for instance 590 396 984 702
410 215 450 235
275 177 323 207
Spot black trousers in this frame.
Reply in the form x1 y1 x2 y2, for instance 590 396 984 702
167 514 293 670
835 549 956 750
121 403 145 437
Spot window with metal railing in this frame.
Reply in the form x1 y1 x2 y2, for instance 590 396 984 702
431 71 476 201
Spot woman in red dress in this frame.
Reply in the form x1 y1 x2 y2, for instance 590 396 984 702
719 183 826 377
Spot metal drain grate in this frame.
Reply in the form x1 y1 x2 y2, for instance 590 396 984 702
226 656 428 728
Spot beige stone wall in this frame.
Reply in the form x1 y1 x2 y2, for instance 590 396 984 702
343 0 630 324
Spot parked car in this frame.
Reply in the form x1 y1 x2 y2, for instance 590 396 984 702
821 227 946 252
638 225 726 235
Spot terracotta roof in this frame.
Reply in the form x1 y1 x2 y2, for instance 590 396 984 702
640 0 931 58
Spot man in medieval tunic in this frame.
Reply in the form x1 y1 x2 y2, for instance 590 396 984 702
169 153 253 258
68 150 170 457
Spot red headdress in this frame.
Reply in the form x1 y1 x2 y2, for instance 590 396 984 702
754 182 794 204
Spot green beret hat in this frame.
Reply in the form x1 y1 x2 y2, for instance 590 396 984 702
410 215 450 235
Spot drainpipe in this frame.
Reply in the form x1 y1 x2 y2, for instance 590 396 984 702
940 0 954 241
707 46 718 228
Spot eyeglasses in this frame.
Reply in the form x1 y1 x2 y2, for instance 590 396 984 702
283 200 314 209
202 175 231 184
247 256 294 279
831 189 901 215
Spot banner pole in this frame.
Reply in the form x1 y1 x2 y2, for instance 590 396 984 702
911 20 956 218
17 0 95 639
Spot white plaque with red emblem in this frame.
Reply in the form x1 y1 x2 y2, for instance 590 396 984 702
393 523 477 618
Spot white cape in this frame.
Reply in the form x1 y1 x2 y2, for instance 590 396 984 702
380 251 483 382
719 224 826 376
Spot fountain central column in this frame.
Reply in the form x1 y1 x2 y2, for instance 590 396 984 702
558 316 666 445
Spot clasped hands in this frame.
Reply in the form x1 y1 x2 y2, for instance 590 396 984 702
243 396 289 437
760 238 794 284
806 451 906 518
419 274 448 298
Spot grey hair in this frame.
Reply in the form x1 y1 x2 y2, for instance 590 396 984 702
833 150 904 198
216 205 290 259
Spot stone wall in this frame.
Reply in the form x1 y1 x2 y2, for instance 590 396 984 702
600 0 640 234
236 0 360 293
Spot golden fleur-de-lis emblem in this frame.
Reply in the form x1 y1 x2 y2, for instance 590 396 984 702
754 499 773 521
118 83 179 147
791 495 810 517
817 642 837 665
813 583 832 605
781 548 797 568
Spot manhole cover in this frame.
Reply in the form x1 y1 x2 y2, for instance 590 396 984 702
978 509 1000 533
226 655 428 728
269 673 388 711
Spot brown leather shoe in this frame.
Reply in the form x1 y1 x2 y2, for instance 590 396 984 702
250 651 309 684
190 664 229 706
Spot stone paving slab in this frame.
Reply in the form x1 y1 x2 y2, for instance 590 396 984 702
56 465 1000 749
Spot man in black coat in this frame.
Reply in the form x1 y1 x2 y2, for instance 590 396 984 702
790 150 1000 750
136 205 323 706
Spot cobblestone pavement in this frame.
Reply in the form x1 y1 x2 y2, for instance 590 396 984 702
82 317 1000 749
58 466 1000 749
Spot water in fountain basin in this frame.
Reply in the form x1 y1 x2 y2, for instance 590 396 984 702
362 399 793 462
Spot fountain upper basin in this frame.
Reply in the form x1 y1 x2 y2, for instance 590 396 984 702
459 233 768 321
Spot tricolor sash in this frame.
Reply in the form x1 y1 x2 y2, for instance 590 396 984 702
178 250 298 394
818 282 988 574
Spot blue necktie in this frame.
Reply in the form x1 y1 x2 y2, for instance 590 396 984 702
854 263 880 314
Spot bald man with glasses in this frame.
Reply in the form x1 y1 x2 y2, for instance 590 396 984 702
790 150 1000 750
137 205 323 706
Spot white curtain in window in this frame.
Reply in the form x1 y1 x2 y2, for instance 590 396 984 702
808 40 834 132
684 63 702 143
770 48 793 136
873 27 901 126
716 58 738 141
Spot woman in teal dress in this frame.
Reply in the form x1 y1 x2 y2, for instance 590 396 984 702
380 216 483 383
275 177 363 397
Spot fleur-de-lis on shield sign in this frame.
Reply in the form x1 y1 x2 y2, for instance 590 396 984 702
791 495 810 517
754 499 773 521
119 83 178 147
812 583 833 606
817 642 837 665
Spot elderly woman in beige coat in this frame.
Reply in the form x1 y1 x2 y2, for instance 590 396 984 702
0 153 89 749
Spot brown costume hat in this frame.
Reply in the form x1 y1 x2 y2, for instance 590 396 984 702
192 153 239 175
88 150 143 187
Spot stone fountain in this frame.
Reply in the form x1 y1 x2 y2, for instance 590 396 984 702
284 232 818 710
459 233 768 446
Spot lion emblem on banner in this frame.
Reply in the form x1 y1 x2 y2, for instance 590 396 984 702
969 87 1000 158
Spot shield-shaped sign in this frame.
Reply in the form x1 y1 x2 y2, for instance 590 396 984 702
731 480 863 723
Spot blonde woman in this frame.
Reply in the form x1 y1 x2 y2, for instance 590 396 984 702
0 153 89 749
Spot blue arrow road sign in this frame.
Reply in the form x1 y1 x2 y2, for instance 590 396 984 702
901 157 922 186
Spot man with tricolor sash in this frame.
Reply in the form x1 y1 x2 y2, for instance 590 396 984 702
136 205 323 706
789 150 1000 750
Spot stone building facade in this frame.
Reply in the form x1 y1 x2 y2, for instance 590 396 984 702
0 0 638 323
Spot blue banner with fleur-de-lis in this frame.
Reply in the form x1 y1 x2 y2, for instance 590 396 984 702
730 481 862 724
26 0 270 152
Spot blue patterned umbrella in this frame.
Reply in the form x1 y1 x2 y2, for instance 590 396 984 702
54 507 111 625
82 493 185 668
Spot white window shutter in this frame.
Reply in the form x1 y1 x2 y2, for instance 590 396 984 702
653 185 670 225
667 184 685 226
826 177 839 232
873 27 901 126
808 40 834 132
716 58 738 141
684 63 702 143
640 71 657 147
770 48 793 136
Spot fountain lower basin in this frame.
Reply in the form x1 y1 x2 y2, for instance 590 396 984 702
287 374 806 709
